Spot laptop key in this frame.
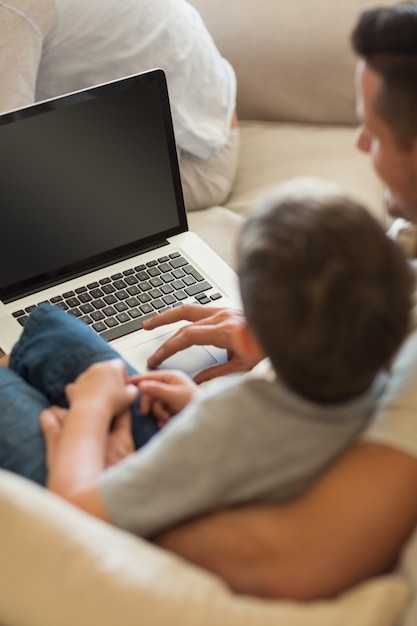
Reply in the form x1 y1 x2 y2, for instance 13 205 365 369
163 295 176 305
104 317 119 328
128 307 141 318
116 312 130 323
91 311 105 321
92 298 106 309
102 284 116 294
93 321 107 333
170 257 188 269
66 297 80 308
78 292 92 303
100 313 157 341
115 290 129 300
184 265 204 282
90 288 104 298
185 281 212 297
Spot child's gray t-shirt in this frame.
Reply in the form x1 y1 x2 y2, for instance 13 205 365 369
99 363 384 538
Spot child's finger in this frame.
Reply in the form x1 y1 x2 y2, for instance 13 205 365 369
137 380 179 404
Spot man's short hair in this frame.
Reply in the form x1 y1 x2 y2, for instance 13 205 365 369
238 178 414 404
351 2 417 149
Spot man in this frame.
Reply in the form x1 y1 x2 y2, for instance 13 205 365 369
0 0 238 211
134 2 417 600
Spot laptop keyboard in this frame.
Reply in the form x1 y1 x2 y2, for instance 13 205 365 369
12 252 222 341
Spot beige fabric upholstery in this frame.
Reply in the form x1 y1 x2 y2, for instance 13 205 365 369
186 0 389 268
188 0 394 124
0 470 410 626
187 206 243 269
0 0 57 113
228 121 385 222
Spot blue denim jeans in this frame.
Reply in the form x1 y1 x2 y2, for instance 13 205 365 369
0 304 158 485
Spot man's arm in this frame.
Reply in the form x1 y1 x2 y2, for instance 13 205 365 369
155 441 417 600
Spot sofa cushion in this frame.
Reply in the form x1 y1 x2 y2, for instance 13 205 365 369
187 205 243 270
188 0 395 125
226 121 385 223
0 469 410 626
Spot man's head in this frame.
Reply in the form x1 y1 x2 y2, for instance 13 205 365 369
237 178 414 404
352 2 417 221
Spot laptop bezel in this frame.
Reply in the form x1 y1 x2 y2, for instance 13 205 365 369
0 68 188 302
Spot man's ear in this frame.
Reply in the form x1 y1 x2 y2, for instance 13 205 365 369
235 323 265 361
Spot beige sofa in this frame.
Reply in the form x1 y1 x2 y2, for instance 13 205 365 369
2 1 417 625
187 0 389 270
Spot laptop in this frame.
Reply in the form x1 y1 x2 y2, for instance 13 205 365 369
0 69 241 376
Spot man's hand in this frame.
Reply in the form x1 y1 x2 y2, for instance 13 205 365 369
143 304 263 383
131 370 198 427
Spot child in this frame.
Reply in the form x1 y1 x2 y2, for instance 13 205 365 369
36 177 413 538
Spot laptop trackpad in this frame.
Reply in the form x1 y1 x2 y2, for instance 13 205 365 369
122 334 227 378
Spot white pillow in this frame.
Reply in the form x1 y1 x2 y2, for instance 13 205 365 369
0 470 409 626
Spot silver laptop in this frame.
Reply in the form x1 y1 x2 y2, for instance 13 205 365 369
0 69 240 376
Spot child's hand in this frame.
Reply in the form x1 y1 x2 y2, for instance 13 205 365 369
131 370 198 427
106 410 135 467
65 359 138 421
40 404 135 471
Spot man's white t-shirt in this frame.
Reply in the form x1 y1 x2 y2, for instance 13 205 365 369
0 0 236 159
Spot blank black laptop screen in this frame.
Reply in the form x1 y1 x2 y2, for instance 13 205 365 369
0 70 187 300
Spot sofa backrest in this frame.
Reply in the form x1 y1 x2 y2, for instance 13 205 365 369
188 0 394 125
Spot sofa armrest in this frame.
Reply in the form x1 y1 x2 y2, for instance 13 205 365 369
0 469 410 626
